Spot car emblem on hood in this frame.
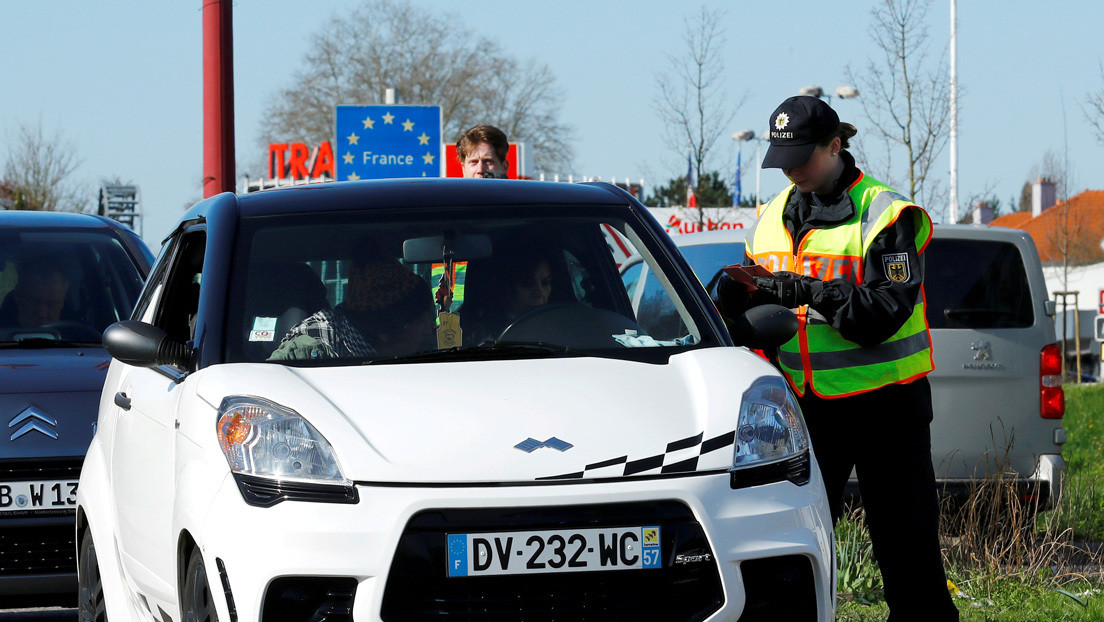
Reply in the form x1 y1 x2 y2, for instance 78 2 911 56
9 407 59 441
514 437 573 453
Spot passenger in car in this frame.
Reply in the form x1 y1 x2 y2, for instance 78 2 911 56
0 259 71 328
459 244 559 345
269 258 435 360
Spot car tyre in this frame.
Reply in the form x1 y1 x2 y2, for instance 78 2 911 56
77 528 108 622
182 548 220 622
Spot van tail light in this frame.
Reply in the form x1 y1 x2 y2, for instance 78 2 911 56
1040 344 1064 419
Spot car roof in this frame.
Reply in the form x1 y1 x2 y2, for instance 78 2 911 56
0 210 128 230
196 179 637 222
931 223 1037 245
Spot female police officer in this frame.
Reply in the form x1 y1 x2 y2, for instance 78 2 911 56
725 95 958 621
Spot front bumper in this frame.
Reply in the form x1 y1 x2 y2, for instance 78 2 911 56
0 458 82 599
194 470 835 621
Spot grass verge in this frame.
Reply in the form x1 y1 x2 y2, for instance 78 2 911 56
836 383 1104 621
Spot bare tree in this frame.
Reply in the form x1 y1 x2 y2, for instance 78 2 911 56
1027 150 1071 204
2 119 85 212
652 6 743 225
959 179 998 221
1084 61 1104 148
1029 149 1087 292
259 0 574 173
845 0 950 217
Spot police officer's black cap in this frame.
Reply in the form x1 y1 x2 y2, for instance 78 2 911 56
762 96 840 169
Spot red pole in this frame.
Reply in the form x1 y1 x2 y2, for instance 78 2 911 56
202 0 235 198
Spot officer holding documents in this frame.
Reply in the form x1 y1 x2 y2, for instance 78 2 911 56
720 95 958 621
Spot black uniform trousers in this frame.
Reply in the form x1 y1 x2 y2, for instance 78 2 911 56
798 376 959 622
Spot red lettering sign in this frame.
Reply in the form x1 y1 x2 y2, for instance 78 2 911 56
664 214 746 234
266 141 335 180
311 141 334 178
268 143 288 179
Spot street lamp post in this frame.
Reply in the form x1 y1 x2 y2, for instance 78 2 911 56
799 84 860 106
732 129 764 207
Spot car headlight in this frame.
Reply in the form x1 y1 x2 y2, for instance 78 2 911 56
730 376 812 488
216 396 357 507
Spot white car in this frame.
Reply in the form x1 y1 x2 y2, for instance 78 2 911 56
77 179 834 621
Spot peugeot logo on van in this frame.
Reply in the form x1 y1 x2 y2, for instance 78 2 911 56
8 407 59 441
971 341 992 361
965 341 1002 370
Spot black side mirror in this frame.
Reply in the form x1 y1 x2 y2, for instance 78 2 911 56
103 321 191 369
730 304 798 349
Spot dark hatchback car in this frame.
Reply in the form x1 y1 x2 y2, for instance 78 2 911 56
0 211 152 605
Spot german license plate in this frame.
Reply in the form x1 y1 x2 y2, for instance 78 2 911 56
447 526 661 577
0 480 78 514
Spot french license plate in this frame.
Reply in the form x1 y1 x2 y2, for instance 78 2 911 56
0 480 78 514
447 526 661 577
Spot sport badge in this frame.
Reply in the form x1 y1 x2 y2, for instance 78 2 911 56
882 253 910 283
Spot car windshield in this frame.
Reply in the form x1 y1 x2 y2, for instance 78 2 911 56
0 229 147 345
227 205 717 365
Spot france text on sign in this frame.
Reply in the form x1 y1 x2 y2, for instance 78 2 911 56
335 105 442 181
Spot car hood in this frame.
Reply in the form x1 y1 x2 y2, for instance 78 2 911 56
194 348 779 484
0 348 110 459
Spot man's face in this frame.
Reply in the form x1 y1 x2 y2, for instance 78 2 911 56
15 273 68 327
461 142 508 178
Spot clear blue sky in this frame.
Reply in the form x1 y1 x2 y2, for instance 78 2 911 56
3 1 1103 249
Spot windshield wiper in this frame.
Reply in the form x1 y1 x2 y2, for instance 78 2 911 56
363 341 577 365
0 337 101 349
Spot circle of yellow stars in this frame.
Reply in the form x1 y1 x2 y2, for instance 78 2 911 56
342 111 436 176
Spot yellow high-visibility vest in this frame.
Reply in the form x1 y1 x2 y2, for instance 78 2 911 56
745 172 934 398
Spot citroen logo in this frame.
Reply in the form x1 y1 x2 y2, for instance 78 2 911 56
514 437 573 452
9 407 59 441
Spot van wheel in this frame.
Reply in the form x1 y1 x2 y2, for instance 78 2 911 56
77 528 108 622
182 548 219 622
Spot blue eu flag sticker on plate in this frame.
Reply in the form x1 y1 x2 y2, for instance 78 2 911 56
447 534 468 577
334 105 442 181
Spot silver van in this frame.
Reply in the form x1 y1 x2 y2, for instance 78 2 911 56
621 225 1066 509
925 224 1064 508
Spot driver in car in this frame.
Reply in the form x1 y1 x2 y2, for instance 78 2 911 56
269 258 436 361
460 245 556 345
0 260 71 328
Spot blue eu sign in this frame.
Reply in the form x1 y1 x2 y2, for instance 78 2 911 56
334 105 442 180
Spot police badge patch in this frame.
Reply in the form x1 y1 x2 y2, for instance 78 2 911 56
882 253 910 282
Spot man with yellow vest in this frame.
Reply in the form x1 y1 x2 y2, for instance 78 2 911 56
721 96 957 621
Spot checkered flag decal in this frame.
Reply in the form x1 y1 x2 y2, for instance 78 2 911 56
536 430 736 481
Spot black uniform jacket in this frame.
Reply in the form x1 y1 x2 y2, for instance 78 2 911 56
748 152 926 348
